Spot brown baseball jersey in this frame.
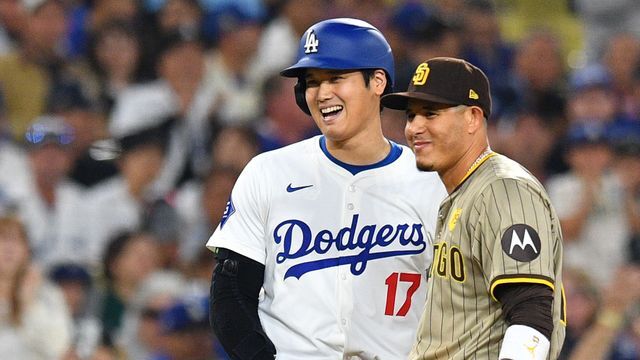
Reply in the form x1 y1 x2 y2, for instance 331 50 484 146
410 152 566 360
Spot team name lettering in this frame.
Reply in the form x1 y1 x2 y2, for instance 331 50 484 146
274 214 427 279
431 242 466 282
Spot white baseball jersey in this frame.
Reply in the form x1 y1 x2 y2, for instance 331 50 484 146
207 135 446 359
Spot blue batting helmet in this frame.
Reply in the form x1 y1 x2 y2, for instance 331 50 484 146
280 18 395 114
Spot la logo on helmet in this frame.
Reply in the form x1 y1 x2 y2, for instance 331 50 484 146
304 30 319 54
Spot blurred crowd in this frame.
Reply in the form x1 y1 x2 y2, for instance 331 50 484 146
0 0 639 359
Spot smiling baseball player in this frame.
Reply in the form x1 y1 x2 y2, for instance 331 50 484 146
207 18 447 359
381 57 565 360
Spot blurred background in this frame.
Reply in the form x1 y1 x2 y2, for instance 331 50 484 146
0 0 638 359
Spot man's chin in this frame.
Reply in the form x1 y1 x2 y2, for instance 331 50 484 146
416 163 435 172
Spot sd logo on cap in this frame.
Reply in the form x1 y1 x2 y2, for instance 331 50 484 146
382 57 491 118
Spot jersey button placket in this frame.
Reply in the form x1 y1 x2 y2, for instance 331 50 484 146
346 183 356 211
337 267 351 333
340 183 356 333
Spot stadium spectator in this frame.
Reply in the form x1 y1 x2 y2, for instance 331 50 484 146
0 216 72 359
498 110 559 182
546 122 627 289
48 262 102 360
574 0 640 63
174 165 240 265
0 118 30 215
566 63 630 126
15 116 89 270
559 266 600 358
0 0 25 55
387 2 462 89
608 121 640 265
85 19 145 117
203 4 264 126
156 0 203 38
48 83 118 188
459 0 515 120
157 295 228 359
601 32 640 122
329 0 389 29
97 231 161 345
209 124 260 172
250 0 324 85
567 265 640 360
109 28 215 196
84 117 172 262
117 270 188 360
507 30 567 121
0 0 73 140
256 74 317 152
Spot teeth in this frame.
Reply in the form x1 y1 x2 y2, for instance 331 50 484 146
321 105 343 114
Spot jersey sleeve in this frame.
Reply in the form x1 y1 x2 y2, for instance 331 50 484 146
206 157 269 264
471 178 561 300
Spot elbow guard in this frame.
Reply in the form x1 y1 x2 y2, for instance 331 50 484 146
210 248 276 360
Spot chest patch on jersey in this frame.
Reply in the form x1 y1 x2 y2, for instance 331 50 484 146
220 196 236 229
500 224 541 262
448 208 462 231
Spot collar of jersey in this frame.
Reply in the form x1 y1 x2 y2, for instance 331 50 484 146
453 151 498 193
319 135 403 175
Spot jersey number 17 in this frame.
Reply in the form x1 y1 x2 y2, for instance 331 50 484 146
384 272 421 316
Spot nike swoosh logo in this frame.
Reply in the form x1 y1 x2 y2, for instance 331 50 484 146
286 183 314 193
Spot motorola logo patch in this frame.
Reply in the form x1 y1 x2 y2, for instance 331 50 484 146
500 224 541 262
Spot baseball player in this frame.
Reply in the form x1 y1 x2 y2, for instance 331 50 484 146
381 57 566 359
207 18 447 359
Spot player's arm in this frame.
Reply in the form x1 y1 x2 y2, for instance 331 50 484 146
210 247 276 360
495 283 553 360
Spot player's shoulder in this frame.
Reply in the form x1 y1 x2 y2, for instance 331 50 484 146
239 137 320 177
393 142 442 181
252 137 318 163
484 153 538 182
377 142 447 201
475 153 547 196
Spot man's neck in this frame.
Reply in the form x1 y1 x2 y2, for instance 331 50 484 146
324 130 389 166
441 143 491 193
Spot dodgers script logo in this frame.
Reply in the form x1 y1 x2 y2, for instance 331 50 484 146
274 214 427 279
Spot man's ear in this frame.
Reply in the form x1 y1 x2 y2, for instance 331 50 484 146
467 106 485 134
373 70 387 95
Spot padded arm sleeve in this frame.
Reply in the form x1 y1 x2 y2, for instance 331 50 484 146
210 248 276 360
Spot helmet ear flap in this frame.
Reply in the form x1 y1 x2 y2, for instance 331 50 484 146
294 80 310 115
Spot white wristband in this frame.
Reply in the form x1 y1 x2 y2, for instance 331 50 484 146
498 324 550 360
